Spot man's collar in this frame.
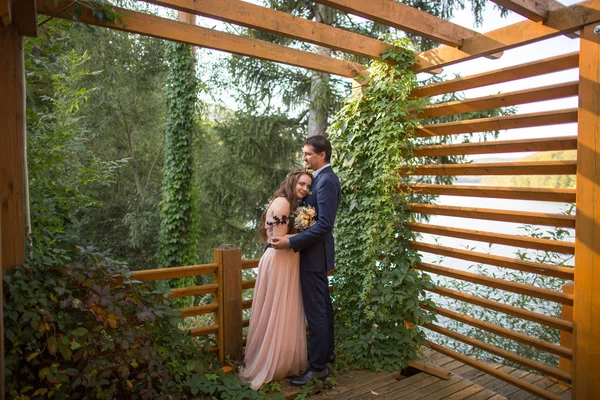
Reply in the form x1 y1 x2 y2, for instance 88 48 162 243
312 164 330 178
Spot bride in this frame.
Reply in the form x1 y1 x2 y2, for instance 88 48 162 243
238 170 313 390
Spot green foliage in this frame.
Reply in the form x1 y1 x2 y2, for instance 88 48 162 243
329 40 436 371
4 247 261 399
157 42 200 271
25 22 126 266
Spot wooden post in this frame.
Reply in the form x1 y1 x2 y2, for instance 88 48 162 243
0 218 5 400
574 22 600 400
558 282 573 386
0 21 26 271
213 245 243 362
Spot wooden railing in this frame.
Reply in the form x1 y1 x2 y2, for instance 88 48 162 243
402 50 580 400
133 245 243 362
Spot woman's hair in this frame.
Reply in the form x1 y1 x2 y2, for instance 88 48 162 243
258 170 312 242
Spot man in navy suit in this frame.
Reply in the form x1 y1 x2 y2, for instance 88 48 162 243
272 135 340 385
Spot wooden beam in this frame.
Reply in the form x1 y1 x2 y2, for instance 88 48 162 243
405 160 577 176
424 304 573 358
216 245 243 362
407 360 451 380
413 136 577 157
167 284 218 299
11 0 36 37
133 263 218 280
409 183 576 203
35 0 365 78
175 303 218 318
190 325 219 337
1 0 10 26
427 285 573 332
415 81 578 120
489 0 564 22
311 0 481 47
573 22 600 399
241 259 259 269
415 108 578 138
142 0 394 61
411 52 579 99
0 23 26 271
410 241 574 280
408 222 575 254
0 219 4 400
414 0 600 73
408 203 576 228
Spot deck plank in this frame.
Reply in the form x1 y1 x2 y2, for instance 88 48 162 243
358 372 434 399
391 376 466 400
419 378 476 399
310 370 397 400
442 384 487 400
340 377 400 399
463 388 508 400
493 370 532 397
314 371 400 400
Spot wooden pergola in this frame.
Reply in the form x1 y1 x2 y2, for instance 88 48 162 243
1 0 599 399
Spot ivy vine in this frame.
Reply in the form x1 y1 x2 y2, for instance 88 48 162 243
157 42 200 278
330 39 436 371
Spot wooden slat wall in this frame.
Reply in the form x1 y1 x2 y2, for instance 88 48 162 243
406 48 578 400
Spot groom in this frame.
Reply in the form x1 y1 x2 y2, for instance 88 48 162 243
272 135 340 385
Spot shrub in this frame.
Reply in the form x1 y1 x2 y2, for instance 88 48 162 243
4 247 261 399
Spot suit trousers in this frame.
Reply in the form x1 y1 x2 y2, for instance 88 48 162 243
300 270 334 372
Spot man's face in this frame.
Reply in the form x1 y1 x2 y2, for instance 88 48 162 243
302 144 323 170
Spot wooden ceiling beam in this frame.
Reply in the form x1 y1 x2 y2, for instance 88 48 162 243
36 0 365 78
12 0 36 36
141 0 394 61
1 0 11 26
414 0 600 73
311 0 481 47
490 0 565 22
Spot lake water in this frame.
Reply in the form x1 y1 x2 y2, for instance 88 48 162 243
417 195 575 269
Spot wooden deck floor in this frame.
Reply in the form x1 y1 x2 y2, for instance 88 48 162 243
273 350 572 400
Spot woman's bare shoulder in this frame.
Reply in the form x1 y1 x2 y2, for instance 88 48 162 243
268 197 291 215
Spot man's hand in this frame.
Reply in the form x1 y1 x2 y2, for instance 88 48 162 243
270 237 290 250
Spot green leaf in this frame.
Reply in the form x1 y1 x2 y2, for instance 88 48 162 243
70 327 88 337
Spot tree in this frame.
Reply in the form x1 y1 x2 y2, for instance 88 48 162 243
25 19 127 265
60 15 169 268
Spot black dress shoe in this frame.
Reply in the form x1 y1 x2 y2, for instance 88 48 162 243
327 353 336 364
291 368 329 386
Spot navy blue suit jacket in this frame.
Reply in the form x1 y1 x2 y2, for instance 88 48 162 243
289 166 340 272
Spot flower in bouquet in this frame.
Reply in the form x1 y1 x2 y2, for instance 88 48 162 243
292 204 317 231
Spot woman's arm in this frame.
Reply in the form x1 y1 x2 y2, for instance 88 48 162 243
268 197 291 239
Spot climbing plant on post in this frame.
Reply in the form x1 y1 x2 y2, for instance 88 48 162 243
330 39 436 371
157 42 199 281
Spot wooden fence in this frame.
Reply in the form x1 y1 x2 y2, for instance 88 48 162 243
402 44 584 400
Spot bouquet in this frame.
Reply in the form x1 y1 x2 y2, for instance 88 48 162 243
292 204 317 232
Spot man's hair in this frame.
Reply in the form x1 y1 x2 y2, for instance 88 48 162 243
304 135 332 162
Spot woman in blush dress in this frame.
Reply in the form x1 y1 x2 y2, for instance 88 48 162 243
238 170 312 391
